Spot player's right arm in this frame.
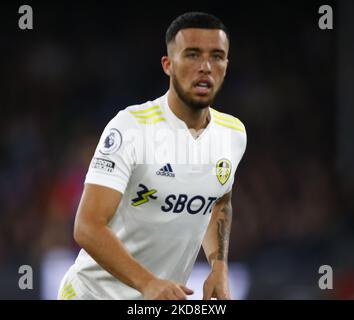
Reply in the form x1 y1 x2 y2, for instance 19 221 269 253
73 183 193 299
74 109 192 300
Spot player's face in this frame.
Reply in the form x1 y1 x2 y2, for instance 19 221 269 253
163 28 229 109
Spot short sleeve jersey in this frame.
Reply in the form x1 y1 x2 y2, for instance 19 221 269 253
70 92 247 299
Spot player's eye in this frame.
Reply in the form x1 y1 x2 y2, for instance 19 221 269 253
186 52 199 59
212 54 223 61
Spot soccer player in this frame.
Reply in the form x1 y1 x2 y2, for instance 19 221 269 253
58 12 247 300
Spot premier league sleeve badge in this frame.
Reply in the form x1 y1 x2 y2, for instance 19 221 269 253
99 128 122 155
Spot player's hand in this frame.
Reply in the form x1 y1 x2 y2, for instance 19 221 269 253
203 264 231 300
142 278 194 300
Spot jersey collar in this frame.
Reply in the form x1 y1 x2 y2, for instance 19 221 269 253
159 91 214 138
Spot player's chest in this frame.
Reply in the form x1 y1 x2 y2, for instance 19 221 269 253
128 160 232 214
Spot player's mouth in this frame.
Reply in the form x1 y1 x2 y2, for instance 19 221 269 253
193 79 213 95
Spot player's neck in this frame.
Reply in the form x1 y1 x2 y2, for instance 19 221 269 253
167 90 210 132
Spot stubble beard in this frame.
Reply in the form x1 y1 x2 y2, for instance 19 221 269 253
172 74 223 110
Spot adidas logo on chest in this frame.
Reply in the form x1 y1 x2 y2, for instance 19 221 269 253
156 163 175 178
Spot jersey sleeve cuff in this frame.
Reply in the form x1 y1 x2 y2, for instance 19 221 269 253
84 173 127 194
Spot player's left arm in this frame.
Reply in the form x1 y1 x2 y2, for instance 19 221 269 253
202 190 232 300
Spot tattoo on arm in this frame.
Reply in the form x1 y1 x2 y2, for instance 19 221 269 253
216 219 227 260
217 203 232 261
208 201 232 264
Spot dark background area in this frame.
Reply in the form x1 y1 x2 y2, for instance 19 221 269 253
1 0 353 299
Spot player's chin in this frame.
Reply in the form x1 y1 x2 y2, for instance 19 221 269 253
192 93 214 105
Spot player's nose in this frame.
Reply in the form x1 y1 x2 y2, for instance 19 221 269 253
199 59 212 74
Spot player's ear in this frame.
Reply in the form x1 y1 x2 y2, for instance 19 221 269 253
224 58 229 77
161 55 171 76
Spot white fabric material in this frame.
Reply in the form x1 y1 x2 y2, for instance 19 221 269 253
59 93 247 299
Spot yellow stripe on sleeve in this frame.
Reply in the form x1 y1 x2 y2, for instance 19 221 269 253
129 111 163 119
138 117 166 124
210 108 243 126
214 120 245 133
60 283 77 300
129 105 161 114
65 292 77 300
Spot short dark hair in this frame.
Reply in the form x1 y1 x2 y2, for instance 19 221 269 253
165 12 230 46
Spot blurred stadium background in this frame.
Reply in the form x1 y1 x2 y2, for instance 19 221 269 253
1 0 354 299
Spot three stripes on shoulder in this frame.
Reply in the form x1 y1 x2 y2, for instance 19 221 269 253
210 108 245 133
129 105 165 124
60 283 77 300
129 105 246 133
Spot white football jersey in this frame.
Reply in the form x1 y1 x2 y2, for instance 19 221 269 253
59 92 247 299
